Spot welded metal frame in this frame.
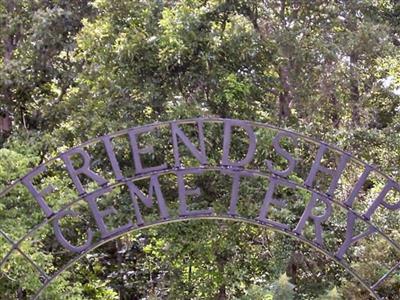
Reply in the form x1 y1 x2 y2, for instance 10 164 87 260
0 118 398 299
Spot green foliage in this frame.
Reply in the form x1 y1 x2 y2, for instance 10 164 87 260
1 0 400 299
240 285 273 300
317 287 342 300
272 274 295 300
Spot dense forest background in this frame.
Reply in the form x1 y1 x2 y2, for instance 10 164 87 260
1 0 400 299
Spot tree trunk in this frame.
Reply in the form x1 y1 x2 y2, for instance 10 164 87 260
217 285 227 300
17 287 25 300
321 59 341 128
2 0 19 116
350 52 360 126
330 94 340 128
286 251 305 285
278 65 293 120
215 252 228 299
115 240 128 300
346 2 361 127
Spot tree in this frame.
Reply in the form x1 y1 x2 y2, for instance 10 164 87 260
0 0 399 299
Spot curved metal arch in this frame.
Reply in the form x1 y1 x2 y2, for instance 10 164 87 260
31 216 380 299
2 166 399 268
1 117 397 248
0 118 398 299
0 117 397 199
0 167 397 299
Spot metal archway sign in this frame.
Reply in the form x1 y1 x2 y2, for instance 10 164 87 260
0 118 399 299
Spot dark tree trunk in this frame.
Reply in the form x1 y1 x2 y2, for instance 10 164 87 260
115 240 128 300
321 59 341 128
215 252 228 299
2 0 19 129
278 91 291 120
2 0 17 107
350 52 360 126
217 285 227 300
330 94 340 128
17 287 25 300
0 112 12 134
286 251 305 285
346 2 361 127
278 65 293 120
